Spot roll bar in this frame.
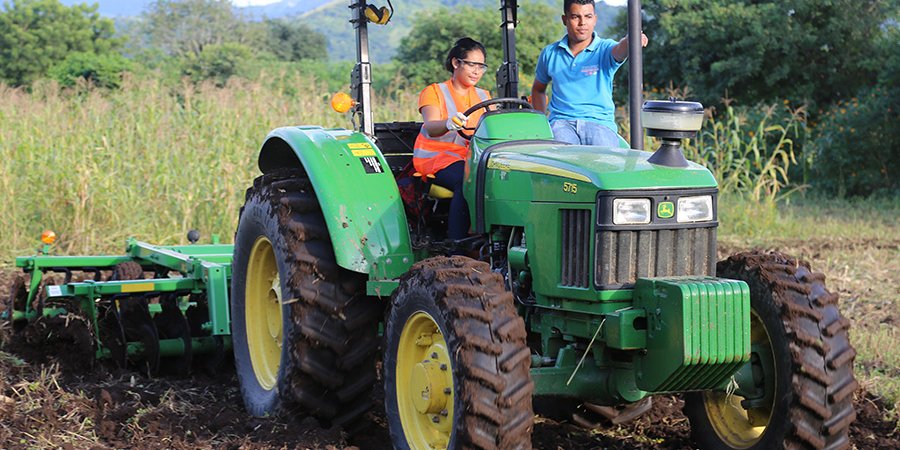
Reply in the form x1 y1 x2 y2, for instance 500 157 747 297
349 0 644 148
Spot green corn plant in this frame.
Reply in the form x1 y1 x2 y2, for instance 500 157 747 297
684 102 806 202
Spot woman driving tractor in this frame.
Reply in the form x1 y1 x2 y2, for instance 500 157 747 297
413 37 491 242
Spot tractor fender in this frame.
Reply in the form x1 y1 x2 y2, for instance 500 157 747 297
257 126 414 280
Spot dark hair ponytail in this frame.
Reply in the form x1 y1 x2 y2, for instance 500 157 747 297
444 37 486 73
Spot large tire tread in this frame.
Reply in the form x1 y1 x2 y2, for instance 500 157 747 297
388 256 534 450
243 168 380 429
709 251 856 450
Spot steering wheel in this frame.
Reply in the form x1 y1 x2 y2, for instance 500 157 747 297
457 97 534 140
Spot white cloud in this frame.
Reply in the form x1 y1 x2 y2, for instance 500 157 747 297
599 0 628 6
232 0 282 7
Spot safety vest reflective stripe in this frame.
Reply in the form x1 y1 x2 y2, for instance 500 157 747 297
438 83 458 117
475 87 489 102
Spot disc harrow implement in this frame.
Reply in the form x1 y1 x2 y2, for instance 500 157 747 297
2 235 233 375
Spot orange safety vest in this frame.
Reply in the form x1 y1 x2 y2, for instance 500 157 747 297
413 83 489 177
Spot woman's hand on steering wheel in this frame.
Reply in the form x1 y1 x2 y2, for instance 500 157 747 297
456 97 534 140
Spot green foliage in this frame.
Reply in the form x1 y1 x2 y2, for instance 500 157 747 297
48 52 132 89
138 0 264 58
808 13 899 197
631 0 893 107
809 89 899 197
181 42 253 85
396 1 559 91
262 19 327 62
0 0 121 86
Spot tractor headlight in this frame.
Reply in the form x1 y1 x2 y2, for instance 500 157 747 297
613 198 651 225
677 195 713 223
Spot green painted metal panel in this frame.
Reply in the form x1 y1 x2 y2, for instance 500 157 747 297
366 279 399 297
632 277 751 393
472 110 555 143
258 126 414 279
15 255 133 269
58 278 200 297
468 138 717 198
604 308 647 350
203 262 231 335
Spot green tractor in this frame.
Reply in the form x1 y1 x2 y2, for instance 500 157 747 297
4 1 857 449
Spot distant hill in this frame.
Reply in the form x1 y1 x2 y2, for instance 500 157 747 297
295 0 624 62
56 0 623 62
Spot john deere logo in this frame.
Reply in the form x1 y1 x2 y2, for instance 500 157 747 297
658 202 675 219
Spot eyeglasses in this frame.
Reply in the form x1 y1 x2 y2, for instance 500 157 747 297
458 59 489 73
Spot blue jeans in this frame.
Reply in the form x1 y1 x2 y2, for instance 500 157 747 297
551 119 620 147
432 161 470 241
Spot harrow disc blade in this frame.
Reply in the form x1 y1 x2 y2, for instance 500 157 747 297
154 294 192 376
5 276 29 332
120 297 160 377
97 302 128 369
135 322 161 377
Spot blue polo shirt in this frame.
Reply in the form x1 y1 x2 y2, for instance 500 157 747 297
535 32 623 132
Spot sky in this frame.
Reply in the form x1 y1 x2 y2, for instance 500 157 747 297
231 0 281 6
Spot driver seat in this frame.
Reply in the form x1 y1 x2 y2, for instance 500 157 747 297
413 172 454 199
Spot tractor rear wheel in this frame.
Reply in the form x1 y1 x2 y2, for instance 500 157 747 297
231 169 381 429
684 251 857 450
384 256 534 450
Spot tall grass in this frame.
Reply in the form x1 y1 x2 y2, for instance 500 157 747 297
684 102 806 202
0 73 418 259
620 99 806 203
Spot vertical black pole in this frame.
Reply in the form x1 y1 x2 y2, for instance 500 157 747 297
497 0 519 98
352 0 374 136
628 0 643 149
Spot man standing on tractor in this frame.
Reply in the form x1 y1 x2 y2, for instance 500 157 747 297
531 0 648 147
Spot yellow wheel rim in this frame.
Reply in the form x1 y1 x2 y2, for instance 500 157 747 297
703 310 774 448
245 236 283 390
395 311 454 450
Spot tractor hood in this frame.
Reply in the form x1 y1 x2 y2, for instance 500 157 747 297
474 140 717 194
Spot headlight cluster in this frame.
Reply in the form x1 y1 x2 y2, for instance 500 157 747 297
677 195 714 223
612 198 651 224
611 195 713 225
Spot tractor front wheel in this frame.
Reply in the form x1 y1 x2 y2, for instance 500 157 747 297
684 251 857 450
384 256 534 450
231 169 381 429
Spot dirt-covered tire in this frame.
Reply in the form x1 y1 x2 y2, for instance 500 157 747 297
384 256 534 450
231 169 381 428
684 251 857 450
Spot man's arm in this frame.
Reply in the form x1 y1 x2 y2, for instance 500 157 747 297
611 33 649 63
531 80 549 114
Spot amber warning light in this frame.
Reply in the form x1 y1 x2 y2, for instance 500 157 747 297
331 92 355 114
41 230 57 245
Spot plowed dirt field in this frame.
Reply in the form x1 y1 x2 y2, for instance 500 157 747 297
1 239 897 449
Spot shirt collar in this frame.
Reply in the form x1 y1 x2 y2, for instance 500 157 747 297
557 31 601 55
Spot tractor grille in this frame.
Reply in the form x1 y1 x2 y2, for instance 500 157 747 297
560 209 591 288
595 227 717 289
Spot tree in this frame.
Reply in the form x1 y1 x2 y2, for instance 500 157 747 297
396 1 559 90
181 42 253 86
628 0 894 107
48 52 132 89
0 0 121 86
810 9 900 196
263 19 327 62
139 0 263 58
